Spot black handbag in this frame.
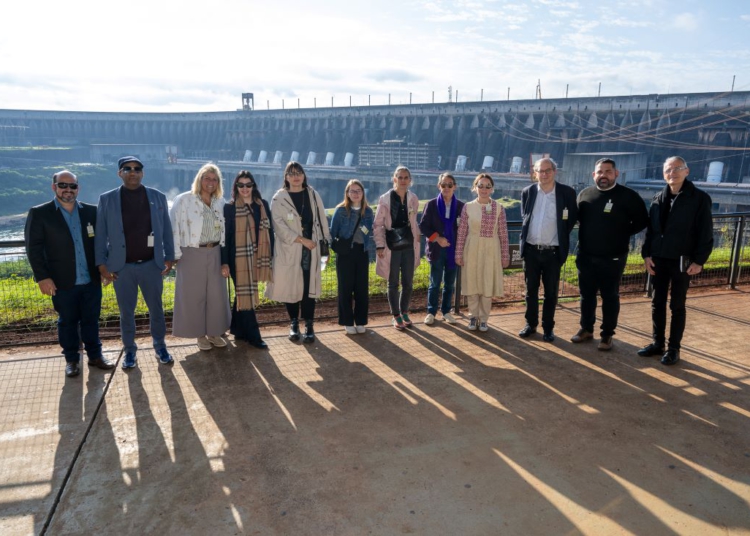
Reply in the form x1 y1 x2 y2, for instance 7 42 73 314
386 225 413 251
312 190 330 256
331 212 362 257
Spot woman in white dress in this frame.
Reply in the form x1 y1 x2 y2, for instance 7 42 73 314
454 173 510 332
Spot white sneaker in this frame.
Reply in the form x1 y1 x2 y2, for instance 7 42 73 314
355 325 366 334
479 321 489 332
424 313 435 325
197 336 212 351
468 318 478 331
345 326 357 335
207 335 227 348
442 312 457 324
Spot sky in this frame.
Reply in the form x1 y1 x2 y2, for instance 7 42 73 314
2 0 750 113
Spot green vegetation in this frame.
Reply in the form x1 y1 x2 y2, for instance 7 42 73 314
0 163 117 217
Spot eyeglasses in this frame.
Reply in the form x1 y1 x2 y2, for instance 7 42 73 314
439 183 455 188
536 168 554 175
237 182 255 189
55 182 78 190
664 166 687 174
121 166 143 172
287 171 304 177
477 184 493 190
348 189 363 195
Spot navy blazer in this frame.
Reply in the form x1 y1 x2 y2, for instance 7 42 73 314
520 182 578 264
95 185 175 272
419 196 465 262
25 200 99 290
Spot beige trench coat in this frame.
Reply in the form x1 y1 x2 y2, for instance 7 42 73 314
265 187 331 303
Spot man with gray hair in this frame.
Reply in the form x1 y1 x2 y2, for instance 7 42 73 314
639 156 713 365
518 158 578 342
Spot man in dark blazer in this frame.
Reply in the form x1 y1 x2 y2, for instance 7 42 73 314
25 170 115 377
95 156 175 370
639 156 713 366
518 158 578 342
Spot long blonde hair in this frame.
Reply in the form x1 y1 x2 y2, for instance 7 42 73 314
191 163 224 198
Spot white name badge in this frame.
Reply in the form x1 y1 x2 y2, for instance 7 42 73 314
562 208 569 220
360 225 369 235
287 212 295 221
87 224 95 237
604 200 613 213
147 233 155 248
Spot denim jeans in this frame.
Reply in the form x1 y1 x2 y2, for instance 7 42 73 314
51 281 103 363
387 248 415 316
427 248 457 316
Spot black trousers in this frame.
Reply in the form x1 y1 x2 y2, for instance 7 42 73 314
651 257 690 350
523 245 562 332
336 244 370 326
285 268 316 321
576 253 627 337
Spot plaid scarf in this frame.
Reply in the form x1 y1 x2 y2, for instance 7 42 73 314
235 197 273 310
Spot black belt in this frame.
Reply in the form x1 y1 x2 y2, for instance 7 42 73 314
199 242 220 248
529 243 558 250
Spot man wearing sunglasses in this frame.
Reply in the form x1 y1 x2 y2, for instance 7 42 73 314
25 170 114 377
95 156 175 370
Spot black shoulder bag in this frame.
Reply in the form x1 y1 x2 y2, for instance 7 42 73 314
331 211 362 257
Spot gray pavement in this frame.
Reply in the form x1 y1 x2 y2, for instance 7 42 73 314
1 289 750 535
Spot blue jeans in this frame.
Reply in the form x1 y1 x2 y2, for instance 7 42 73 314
113 260 167 353
427 248 457 316
51 281 103 363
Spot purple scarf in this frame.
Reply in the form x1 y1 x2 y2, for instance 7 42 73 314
437 194 457 270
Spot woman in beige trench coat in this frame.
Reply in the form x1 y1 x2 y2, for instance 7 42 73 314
265 162 331 343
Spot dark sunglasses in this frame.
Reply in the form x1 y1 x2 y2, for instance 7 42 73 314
237 182 255 188
439 183 455 188
121 166 143 172
55 183 78 190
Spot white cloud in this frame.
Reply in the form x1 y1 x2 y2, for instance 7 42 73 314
674 12 699 31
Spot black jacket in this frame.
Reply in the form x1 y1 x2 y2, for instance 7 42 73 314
520 182 578 264
221 200 274 281
641 180 713 265
24 200 99 290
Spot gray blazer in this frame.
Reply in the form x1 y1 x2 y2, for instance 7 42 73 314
95 185 175 272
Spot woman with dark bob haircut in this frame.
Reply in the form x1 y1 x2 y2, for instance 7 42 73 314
220 170 274 348
265 162 331 342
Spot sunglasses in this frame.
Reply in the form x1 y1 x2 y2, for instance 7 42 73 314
237 182 255 189
439 183 455 188
477 184 493 190
55 183 78 190
121 166 143 172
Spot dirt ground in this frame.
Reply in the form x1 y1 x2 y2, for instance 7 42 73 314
1 289 749 535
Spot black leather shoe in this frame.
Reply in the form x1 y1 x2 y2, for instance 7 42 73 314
637 343 665 357
65 362 80 377
519 325 537 338
303 320 315 343
88 357 116 370
249 340 268 349
661 348 681 366
288 319 300 341
542 331 555 342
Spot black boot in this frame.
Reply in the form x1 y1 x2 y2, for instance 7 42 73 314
288 318 300 341
303 319 315 343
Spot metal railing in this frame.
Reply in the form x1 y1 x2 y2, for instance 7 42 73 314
1 213 748 346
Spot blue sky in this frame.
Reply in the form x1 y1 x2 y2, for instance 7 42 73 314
2 0 749 112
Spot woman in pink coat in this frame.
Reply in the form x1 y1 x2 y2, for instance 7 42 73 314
373 166 421 330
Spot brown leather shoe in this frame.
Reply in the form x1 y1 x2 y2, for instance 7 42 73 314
598 336 613 351
571 329 594 343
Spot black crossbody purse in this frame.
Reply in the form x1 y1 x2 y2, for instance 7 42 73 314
331 211 362 257
311 190 330 256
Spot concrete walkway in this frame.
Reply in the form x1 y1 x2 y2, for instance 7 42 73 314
1 289 749 535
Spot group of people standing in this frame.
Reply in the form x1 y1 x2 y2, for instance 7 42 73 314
25 153 713 378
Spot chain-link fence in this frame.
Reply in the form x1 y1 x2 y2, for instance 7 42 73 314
2 214 748 346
